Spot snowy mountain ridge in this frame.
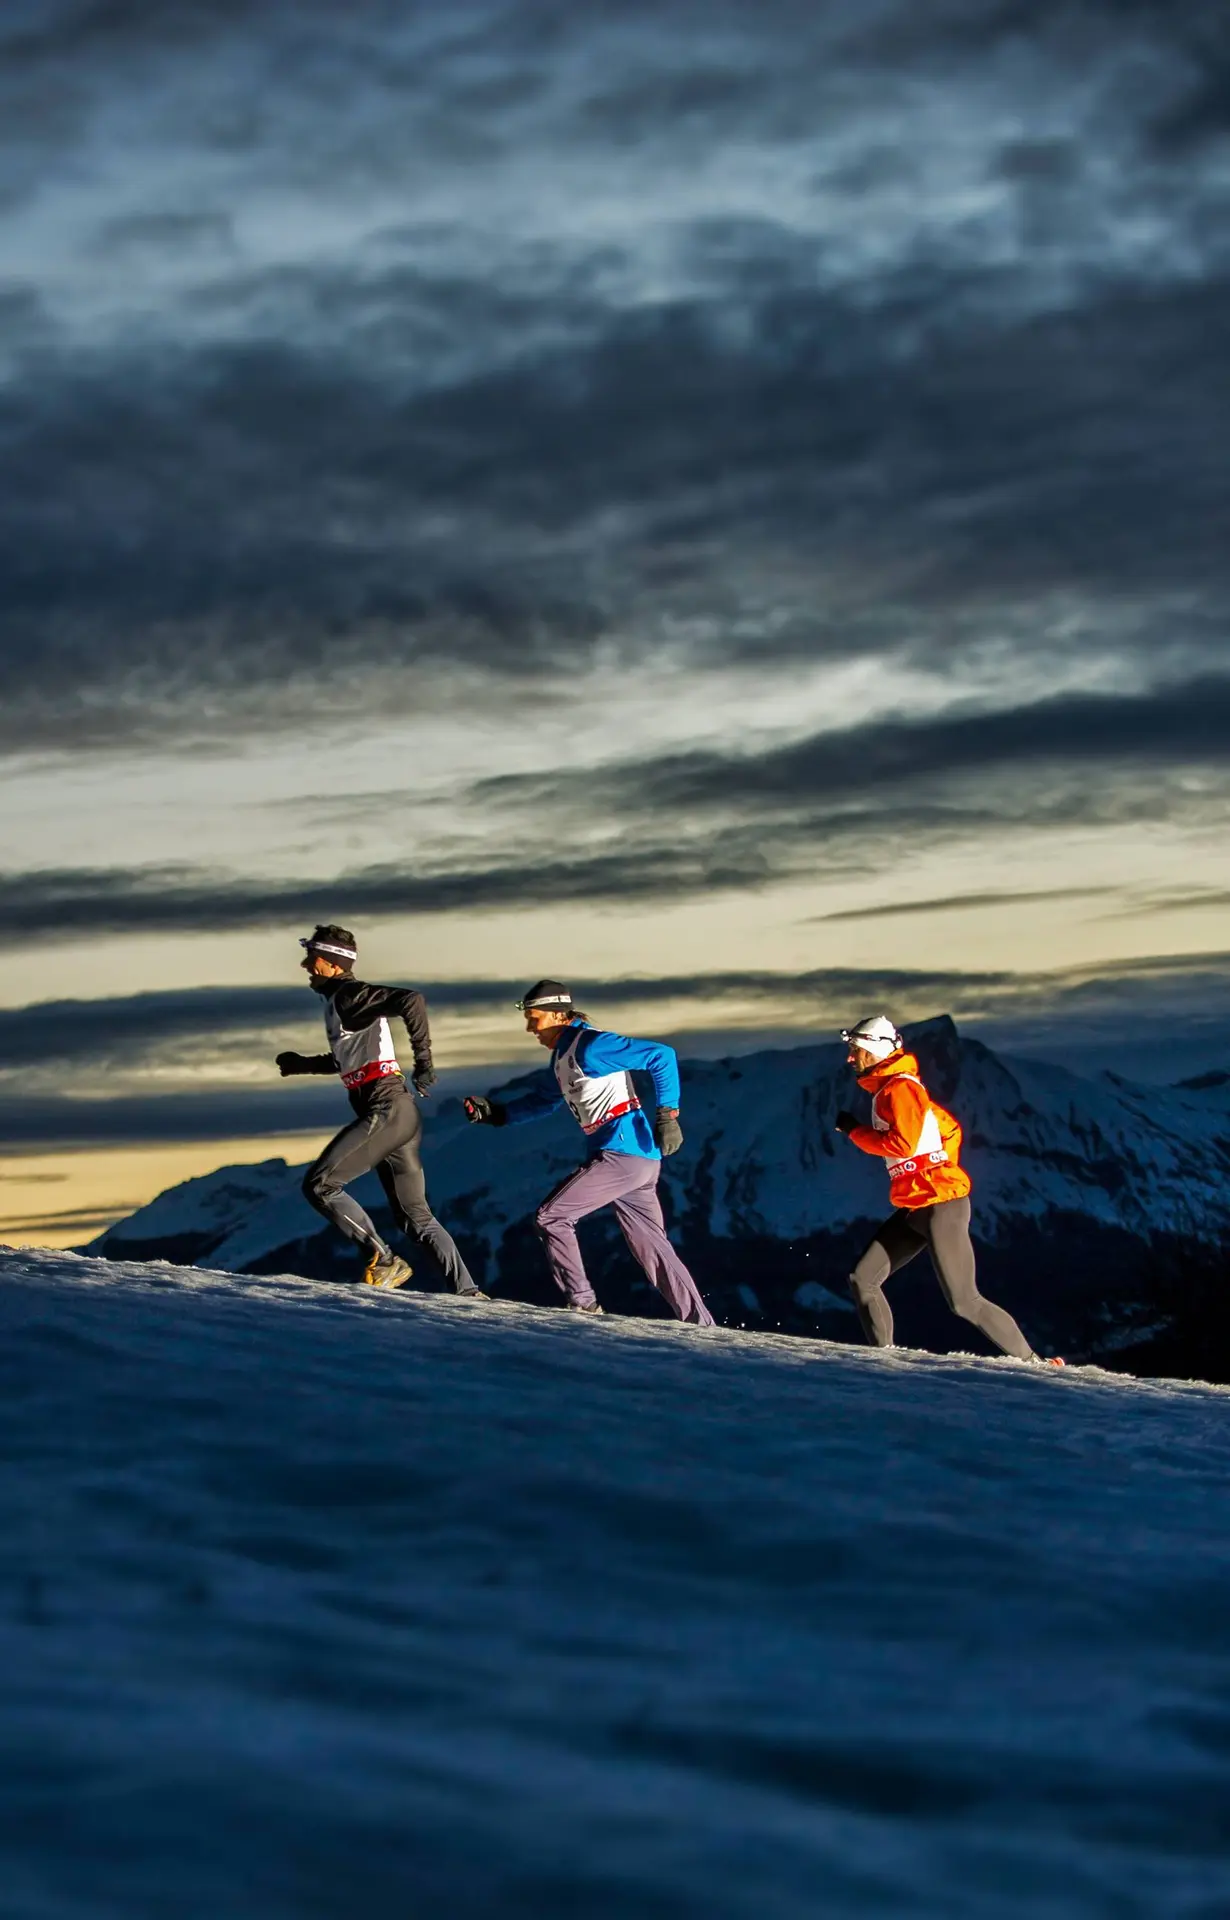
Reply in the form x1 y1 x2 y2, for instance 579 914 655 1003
92 1016 1230 1270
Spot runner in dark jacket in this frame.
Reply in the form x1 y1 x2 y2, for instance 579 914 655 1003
275 924 484 1296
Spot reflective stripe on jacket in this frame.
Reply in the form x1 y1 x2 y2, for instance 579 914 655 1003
847 1050 972 1209
316 977 433 1090
324 996 401 1087
553 1025 641 1135
499 1021 679 1159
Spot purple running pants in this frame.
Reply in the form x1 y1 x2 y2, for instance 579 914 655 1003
535 1151 714 1326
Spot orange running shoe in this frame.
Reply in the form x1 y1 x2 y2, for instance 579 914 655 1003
362 1249 412 1289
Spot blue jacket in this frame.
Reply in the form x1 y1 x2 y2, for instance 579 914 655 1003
497 1021 681 1160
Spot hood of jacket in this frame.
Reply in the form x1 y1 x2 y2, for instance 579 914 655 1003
856 1049 921 1095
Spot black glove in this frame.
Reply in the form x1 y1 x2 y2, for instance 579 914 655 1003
464 1095 507 1127
654 1108 684 1156
834 1109 858 1136
276 1051 310 1078
413 1065 437 1097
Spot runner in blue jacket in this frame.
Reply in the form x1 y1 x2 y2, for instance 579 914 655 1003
464 980 714 1324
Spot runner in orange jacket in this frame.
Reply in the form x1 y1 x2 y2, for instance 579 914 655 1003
834 1015 1055 1362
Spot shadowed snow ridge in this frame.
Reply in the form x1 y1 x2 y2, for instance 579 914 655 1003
2 1247 1229 1918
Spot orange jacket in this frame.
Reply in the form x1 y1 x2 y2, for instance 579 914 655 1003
847 1051 972 1210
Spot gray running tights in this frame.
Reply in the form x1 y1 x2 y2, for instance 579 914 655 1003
303 1082 476 1293
849 1196 1033 1359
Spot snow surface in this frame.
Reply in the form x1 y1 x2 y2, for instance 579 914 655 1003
3 1246 1230 1920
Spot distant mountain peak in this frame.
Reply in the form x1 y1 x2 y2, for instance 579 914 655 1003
87 1023 1230 1367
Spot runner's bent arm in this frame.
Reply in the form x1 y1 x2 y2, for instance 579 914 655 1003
331 980 433 1077
847 1079 928 1159
576 1030 682 1109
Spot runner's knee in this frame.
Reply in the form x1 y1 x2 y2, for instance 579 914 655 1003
946 1286 982 1325
849 1249 887 1302
302 1165 333 1207
849 1270 873 1306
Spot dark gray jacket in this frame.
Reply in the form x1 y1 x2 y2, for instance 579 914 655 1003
300 977 433 1089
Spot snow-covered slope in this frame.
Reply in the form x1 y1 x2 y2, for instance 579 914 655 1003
1 1245 1228 1919
89 1020 1230 1365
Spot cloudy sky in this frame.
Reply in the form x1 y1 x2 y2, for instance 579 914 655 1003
2 0 1228 1241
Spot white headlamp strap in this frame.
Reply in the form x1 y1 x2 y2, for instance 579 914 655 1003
301 937 357 963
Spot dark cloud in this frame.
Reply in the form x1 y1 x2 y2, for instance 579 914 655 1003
848 0 1227 70
471 675 1230 841
0 285 51 350
1 0 270 62
0 980 531 1070
603 676 1230 812
0 1201 145 1237
0 985 305 1070
5 270 1230 751
0 845 780 944
1136 892 1230 913
0 973 980 1080
3 950 1229 1144
815 888 1117 923
0 1 1228 753
4 668 1227 946
93 209 238 258
0 1205 136 1236
7 951 1229 1071
0 1084 344 1148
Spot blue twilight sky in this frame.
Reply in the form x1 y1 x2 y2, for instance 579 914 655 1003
1 0 1228 1219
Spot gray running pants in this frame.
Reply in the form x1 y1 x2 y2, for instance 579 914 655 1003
849 1195 1034 1359
303 1080 477 1293
536 1151 714 1325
